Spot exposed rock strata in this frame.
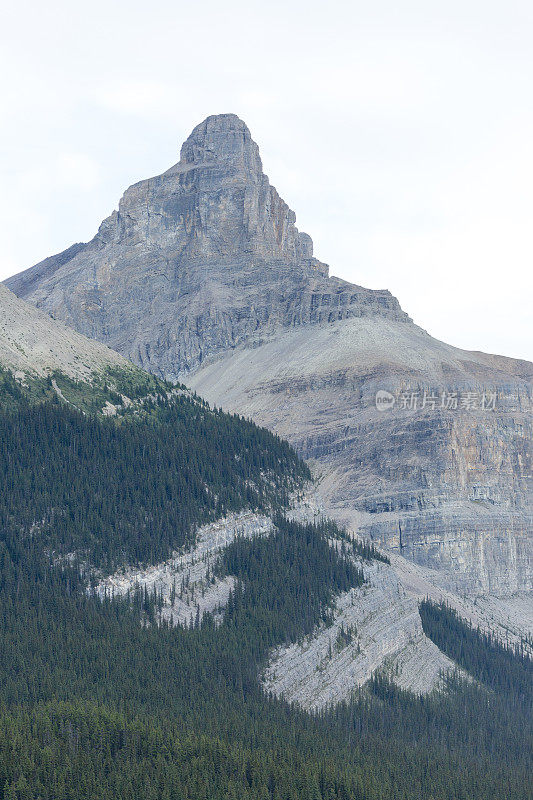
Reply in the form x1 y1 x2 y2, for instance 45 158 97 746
95 510 275 626
6 115 406 379
96 496 511 700
264 546 533 710
189 317 532 594
263 561 457 709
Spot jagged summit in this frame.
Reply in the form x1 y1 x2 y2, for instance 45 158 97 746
105 112 315 265
5 114 406 377
178 113 263 176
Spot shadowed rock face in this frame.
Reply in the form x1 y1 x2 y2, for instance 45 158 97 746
5 114 532 594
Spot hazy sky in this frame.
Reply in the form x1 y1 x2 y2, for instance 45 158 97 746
1 0 532 360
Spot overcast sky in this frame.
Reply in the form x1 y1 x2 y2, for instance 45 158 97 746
1 0 532 360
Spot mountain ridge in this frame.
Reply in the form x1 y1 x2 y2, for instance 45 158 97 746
0 281 127 379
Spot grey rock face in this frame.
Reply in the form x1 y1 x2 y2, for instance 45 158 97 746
5 114 532 594
6 114 407 379
189 317 532 595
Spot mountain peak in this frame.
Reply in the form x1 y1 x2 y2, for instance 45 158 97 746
178 113 262 176
109 112 313 266
4 114 408 377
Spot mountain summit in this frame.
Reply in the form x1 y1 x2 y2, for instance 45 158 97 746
115 112 317 268
5 114 532 595
7 114 406 377
180 113 264 178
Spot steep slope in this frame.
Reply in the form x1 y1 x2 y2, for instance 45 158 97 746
0 282 127 381
5 113 532 595
190 316 533 594
0 274 468 696
0 284 310 569
0 281 168 414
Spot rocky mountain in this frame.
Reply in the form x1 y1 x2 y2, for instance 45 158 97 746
5 113 532 597
6 114 406 379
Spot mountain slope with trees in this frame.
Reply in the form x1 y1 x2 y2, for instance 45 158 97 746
0 295 530 799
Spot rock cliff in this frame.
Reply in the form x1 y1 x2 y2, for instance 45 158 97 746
6 114 406 379
190 317 532 594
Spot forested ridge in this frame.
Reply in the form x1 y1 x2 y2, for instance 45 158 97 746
0 377 309 570
419 599 533 708
0 369 531 799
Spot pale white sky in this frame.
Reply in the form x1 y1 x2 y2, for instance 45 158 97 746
1 0 532 360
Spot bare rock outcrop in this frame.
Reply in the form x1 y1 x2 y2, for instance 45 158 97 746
5 114 406 379
190 317 532 595
263 549 533 711
95 509 275 627
263 560 458 709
